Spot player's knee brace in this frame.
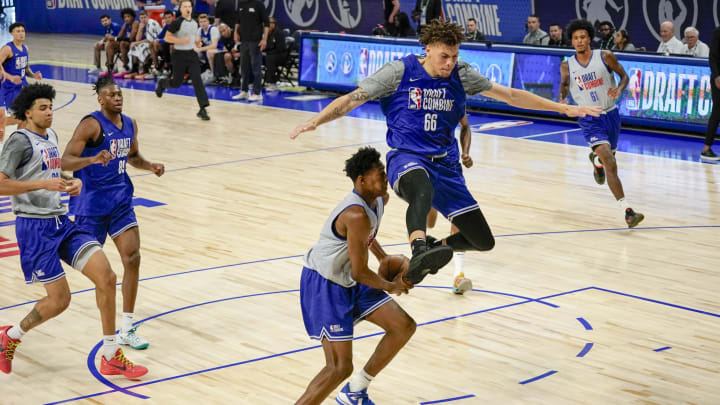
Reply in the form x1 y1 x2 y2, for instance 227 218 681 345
448 209 495 251
397 169 434 235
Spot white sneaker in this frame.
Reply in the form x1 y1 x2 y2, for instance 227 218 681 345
117 326 150 350
232 91 249 100
248 93 263 102
266 83 278 92
88 67 102 74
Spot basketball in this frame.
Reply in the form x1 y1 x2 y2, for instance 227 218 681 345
378 255 409 282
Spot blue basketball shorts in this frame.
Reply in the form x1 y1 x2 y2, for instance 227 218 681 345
387 149 479 222
578 108 621 151
300 267 392 341
0 84 23 113
15 215 102 284
73 200 138 245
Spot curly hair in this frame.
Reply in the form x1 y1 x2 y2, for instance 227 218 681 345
566 19 594 41
419 18 465 46
10 83 56 121
344 147 382 181
121 7 136 19
93 75 117 95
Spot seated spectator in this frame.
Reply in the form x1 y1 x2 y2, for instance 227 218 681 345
523 15 549 46
392 12 416 38
89 14 122 74
106 8 139 77
195 13 222 75
548 23 568 47
596 21 614 49
465 18 485 42
214 22 239 85
657 21 684 55
127 9 163 79
612 29 636 51
153 10 174 77
264 17 287 91
682 26 709 57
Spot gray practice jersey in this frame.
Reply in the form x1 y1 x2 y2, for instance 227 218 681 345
303 191 384 288
359 57 493 100
567 49 617 112
0 129 66 218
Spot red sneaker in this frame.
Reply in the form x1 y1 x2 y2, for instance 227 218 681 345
0 325 21 374
100 348 148 378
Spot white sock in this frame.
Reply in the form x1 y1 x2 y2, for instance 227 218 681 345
103 335 119 360
7 324 25 340
348 368 374 392
121 312 134 335
617 198 630 211
453 252 465 279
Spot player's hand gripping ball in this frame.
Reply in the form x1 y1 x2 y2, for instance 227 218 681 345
378 254 410 282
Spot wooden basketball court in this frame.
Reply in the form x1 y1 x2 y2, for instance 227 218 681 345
0 34 718 404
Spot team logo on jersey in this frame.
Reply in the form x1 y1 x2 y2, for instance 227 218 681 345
283 0 319 27
326 0 362 29
408 87 422 109
45 0 56 9
40 147 61 172
110 139 118 158
341 52 353 75
575 75 585 91
575 71 604 91
325 51 337 73
575 0 629 40
642 0 698 43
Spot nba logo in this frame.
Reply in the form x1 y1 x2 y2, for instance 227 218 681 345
40 149 50 171
46 0 56 9
408 87 422 110
358 48 369 81
110 139 118 158
626 68 642 110
575 76 584 91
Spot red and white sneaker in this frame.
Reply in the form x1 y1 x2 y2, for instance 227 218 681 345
100 348 148 378
0 325 21 374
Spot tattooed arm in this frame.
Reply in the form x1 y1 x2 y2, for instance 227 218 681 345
290 88 371 139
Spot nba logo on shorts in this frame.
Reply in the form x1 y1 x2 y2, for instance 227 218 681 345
46 0 56 9
110 139 118 158
358 48 369 81
408 87 422 110
625 68 642 111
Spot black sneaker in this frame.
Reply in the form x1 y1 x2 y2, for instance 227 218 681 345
700 149 720 161
625 208 644 228
425 235 442 249
197 108 210 121
405 245 454 285
589 152 605 185
155 79 165 98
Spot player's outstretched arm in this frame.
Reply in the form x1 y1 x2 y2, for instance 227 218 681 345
290 88 370 139
481 82 602 118
61 117 112 171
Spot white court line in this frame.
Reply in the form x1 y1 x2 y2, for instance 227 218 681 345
518 128 582 139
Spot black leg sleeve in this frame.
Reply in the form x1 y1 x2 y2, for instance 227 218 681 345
447 209 495 251
396 169 434 236
705 86 720 147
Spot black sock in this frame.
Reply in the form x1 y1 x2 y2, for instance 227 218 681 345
411 238 426 255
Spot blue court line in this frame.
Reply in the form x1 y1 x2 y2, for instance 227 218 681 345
4 225 719 312
60 290 537 404
589 287 720 318
654 346 672 352
420 394 477 404
417 286 558 308
54 92 77 111
577 317 593 330
519 370 558 384
577 342 594 357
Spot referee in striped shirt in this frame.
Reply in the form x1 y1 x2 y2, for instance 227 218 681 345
155 0 210 120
